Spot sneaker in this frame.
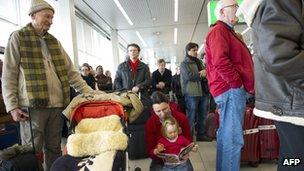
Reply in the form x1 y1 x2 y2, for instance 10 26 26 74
196 136 213 142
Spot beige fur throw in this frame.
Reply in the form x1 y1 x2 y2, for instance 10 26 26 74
75 115 122 134
67 129 128 157
67 115 128 157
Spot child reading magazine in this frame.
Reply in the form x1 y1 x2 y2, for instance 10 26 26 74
154 116 198 170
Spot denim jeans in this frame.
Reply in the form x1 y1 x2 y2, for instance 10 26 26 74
185 95 209 137
150 160 163 171
163 160 193 171
150 160 193 171
214 88 246 171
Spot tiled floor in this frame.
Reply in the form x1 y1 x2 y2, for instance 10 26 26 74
128 141 277 171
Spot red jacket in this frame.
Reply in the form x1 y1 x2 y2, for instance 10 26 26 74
205 21 254 97
145 108 192 160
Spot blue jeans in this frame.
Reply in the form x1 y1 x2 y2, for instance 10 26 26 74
185 95 209 137
214 88 246 171
150 160 193 171
163 160 193 171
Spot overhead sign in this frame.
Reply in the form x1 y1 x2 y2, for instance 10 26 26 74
207 0 244 26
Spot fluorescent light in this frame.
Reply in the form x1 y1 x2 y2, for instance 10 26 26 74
174 0 178 22
136 31 147 47
113 0 134 25
198 44 204 54
174 28 177 44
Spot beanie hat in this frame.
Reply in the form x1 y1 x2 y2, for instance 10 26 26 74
28 0 55 16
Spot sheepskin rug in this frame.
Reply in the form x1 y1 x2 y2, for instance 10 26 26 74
75 115 122 133
67 115 128 157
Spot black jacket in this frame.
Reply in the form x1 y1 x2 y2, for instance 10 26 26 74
81 74 96 90
151 68 172 94
252 0 304 117
114 60 151 93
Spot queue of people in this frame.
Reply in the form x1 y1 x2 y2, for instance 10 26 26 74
1 0 304 170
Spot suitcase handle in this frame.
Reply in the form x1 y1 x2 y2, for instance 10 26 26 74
21 108 35 153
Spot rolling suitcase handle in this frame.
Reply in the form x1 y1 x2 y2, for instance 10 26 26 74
24 108 44 170
26 108 35 154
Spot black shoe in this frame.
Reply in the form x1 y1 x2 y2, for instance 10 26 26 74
196 136 213 142
134 167 142 171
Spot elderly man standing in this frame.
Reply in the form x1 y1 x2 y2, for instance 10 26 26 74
204 0 254 170
1 0 92 169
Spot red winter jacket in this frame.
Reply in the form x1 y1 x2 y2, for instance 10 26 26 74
145 107 192 161
205 21 254 97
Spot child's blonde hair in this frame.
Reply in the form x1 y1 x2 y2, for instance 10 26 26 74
161 116 182 138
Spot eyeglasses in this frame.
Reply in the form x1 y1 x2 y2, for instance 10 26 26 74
222 3 239 9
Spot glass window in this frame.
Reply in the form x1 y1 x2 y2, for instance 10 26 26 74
0 0 18 24
0 0 19 47
76 17 85 51
75 16 114 75
119 46 126 63
0 21 18 47
18 0 31 26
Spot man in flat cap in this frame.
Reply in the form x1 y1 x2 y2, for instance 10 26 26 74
1 0 92 169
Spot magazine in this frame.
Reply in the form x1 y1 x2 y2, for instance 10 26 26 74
156 142 195 165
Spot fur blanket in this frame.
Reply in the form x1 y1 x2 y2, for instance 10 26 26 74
67 130 128 157
74 115 122 133
66 115 128 171
63 90 143 123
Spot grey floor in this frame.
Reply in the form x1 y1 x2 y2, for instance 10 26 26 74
128 141 277 171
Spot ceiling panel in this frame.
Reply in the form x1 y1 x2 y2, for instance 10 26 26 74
146 0 174 26
75 0 247 65
118 0 154 29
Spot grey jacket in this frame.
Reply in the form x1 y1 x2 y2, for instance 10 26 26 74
114 60 151 94
251 0 304 118
180 57 203 97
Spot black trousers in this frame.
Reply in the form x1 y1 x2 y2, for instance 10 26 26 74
275 121 304 171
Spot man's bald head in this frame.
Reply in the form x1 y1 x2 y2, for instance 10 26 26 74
215 0 239 25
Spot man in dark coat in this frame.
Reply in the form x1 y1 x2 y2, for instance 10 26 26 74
114 43 151 100
151 59 172 95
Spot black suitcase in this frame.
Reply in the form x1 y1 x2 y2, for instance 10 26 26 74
130 107 151 125
126 92 150 159
127 124 148 159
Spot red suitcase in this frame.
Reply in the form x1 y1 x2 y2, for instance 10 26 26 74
204 112 219 139
241 107 260 166
258 118 280 160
